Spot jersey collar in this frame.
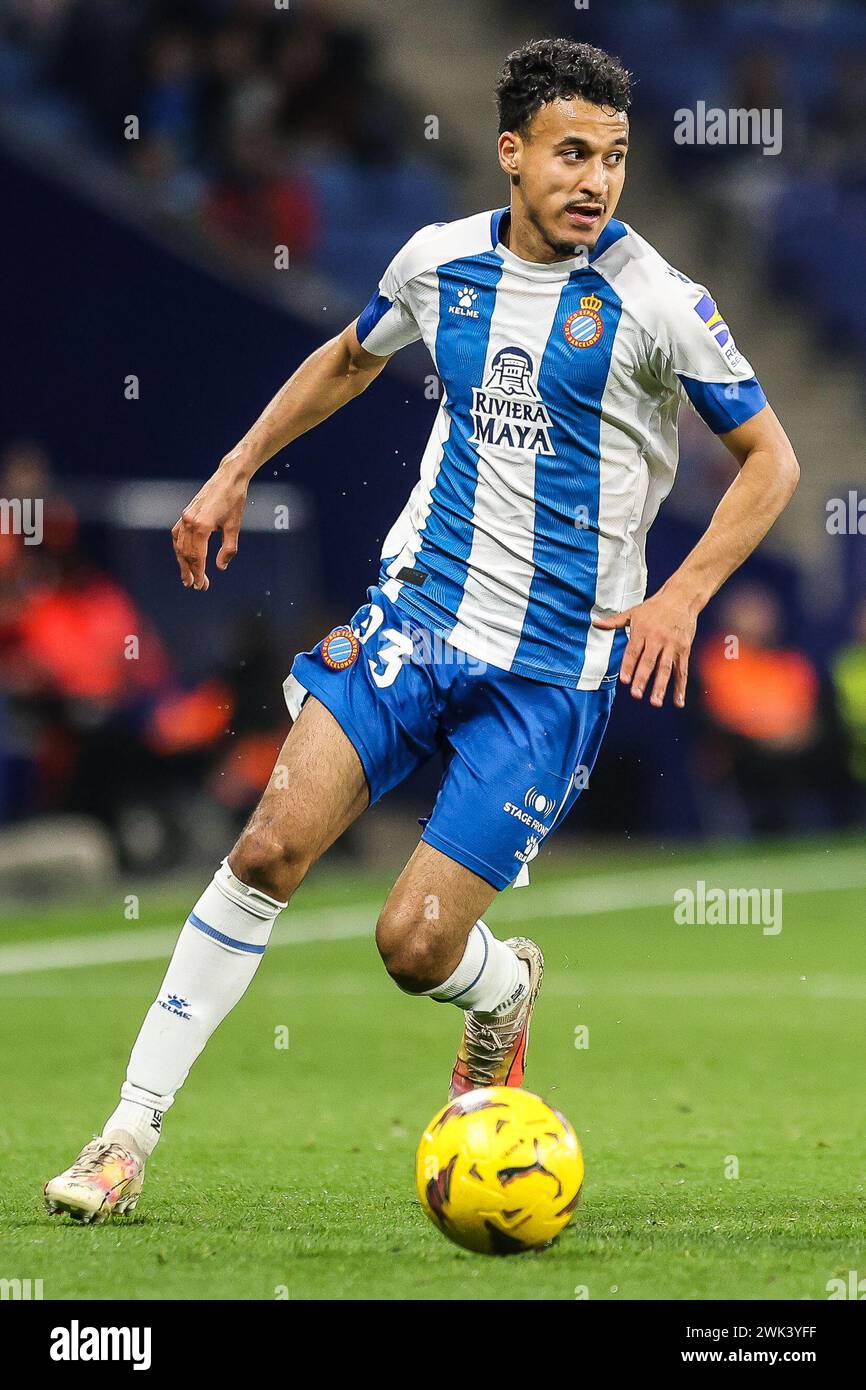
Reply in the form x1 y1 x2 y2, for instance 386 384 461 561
490 207 626 278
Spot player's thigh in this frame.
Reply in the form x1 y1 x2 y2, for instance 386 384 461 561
286 584 442 806
230 695 369 893
376 840 499 982
422 675 615 892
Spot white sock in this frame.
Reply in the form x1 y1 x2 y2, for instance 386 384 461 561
103 859 286 1157
424 921 529 1016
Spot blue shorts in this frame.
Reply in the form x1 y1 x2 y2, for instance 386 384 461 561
284 586 615 891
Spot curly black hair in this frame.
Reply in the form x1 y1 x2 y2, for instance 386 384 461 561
496 38 632 135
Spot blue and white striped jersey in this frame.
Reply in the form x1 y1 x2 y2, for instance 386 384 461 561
356 208 766 690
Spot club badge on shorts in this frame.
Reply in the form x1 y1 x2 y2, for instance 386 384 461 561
321 626 360 671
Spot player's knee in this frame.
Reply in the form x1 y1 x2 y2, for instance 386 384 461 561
375 904 443 993
229 823 310 904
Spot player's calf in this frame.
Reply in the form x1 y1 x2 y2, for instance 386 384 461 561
374 844 543 1095
378 905 543 1097
100 856 290 1160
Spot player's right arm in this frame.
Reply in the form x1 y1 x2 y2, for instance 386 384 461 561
173 219 437 589
171 321 391 590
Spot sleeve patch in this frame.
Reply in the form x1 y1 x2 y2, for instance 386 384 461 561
691 292 744 370
693 292 729 345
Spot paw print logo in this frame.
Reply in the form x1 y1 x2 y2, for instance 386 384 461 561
167 995 188 1010
448 284 481 320
518 833 540 864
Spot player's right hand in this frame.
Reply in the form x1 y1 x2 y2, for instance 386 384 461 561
171 466 249 591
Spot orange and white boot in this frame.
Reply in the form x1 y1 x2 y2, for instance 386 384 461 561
449 937 544 1099
44 1138 144 1224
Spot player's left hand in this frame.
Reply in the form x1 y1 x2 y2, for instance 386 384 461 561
592 589 698 708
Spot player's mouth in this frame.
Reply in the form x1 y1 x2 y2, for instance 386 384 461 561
564 203 605 230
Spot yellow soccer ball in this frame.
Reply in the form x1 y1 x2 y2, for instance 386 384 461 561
415 1087 584 1255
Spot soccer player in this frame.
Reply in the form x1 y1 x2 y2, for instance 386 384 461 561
46 38 799 1222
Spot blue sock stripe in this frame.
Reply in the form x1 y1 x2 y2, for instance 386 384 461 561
187 911 267 955
440 924 489 1002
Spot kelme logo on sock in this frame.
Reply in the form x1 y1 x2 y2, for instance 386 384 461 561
158 994 192 1020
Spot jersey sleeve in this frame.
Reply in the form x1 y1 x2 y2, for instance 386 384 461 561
355 227 433 356
652 274 767 434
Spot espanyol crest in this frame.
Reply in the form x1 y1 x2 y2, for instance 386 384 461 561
470 346 554 456
321 626 360 670
564 294 605 349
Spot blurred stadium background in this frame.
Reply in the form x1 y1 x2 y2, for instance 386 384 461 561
1 0 865 892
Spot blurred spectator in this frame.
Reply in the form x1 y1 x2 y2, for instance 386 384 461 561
694 584 852 834
0 440 302 864
1 532 173 826
812 54 866 190
3 0 455 279
3 0 77 49
831 597 866 801
12 547 170 703
196 15 264 164
201 117 318 262
546 0 866 371
142 24 199 153
50 0 147 146
0 440 79 629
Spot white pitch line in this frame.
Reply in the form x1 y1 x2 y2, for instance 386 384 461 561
542 974 866 1001
494 845 866 923
0 905 375 977
0 846 864 977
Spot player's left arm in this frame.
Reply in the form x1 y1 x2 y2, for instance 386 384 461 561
594 267 801 709
594 403 799 707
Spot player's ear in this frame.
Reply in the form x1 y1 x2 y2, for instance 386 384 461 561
497 131 520 180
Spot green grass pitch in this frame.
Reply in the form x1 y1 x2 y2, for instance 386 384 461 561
1 836 864 1300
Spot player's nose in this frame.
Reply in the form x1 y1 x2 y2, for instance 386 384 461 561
576 156 607 199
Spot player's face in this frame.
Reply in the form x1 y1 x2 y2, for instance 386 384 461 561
499 98 629 259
